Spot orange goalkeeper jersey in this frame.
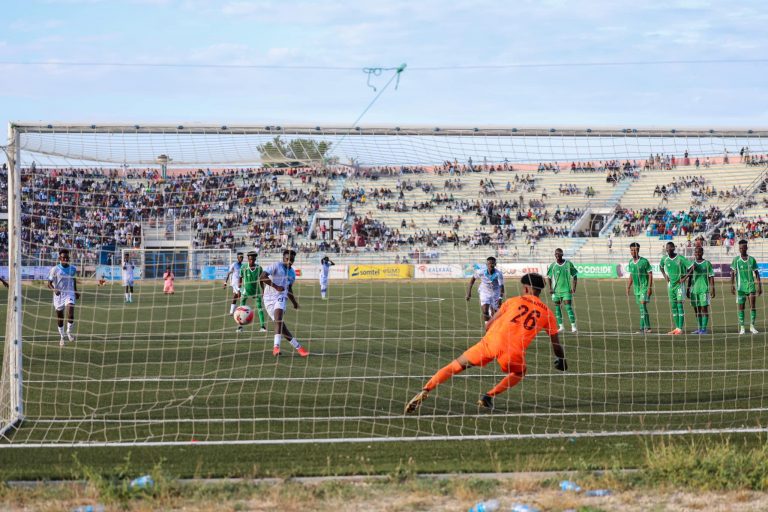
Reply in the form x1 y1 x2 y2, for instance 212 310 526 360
482 294 559 354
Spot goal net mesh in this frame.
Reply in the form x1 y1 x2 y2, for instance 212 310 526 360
3 125 768 446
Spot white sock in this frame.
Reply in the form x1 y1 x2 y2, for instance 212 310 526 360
229 304 236 315
321 292 326 298
67 322 74 333
289 338 302 349
125 293 129 300
57 325 65 336
274 334 282 348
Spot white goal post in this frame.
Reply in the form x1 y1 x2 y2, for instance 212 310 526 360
3 122 768 447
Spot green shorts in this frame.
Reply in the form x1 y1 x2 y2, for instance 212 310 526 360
241 285 262 299
668 285 685 303
690 292 711 307
737 290 755 305
551 293 572 303
634 291 651 304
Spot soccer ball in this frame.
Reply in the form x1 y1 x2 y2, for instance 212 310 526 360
233 306 255 326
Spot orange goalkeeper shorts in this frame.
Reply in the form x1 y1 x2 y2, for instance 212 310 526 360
462 338 527 375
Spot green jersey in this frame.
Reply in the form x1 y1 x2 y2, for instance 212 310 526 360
240 263 263 289
547 260 578 294
627 256 652 292
688 259 714 294
660 254 691 288
731 255 758 293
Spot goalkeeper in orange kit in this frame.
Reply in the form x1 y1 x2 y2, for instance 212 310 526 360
405 273 567 412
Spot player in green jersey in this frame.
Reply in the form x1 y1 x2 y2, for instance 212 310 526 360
625 242 654 333
546 248 578 333
683 245 715 334
659 241 691 335
238 251 267 333
731 240 762 334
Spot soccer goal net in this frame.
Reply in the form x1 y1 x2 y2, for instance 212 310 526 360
3 124 768 446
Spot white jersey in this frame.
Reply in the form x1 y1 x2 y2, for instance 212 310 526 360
122 262 135 283
229 261 243 287
320 262 331 281
473 268 504 297
48 264 77 294
263 262 296 301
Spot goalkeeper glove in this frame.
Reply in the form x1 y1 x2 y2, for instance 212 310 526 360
554 357 568 372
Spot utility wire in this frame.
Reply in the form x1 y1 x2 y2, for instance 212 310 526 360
0 58 765 71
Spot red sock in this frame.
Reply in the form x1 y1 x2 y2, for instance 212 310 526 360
424 360 465 391
487 373 523 397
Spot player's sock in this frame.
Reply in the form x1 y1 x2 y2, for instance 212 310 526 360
229 304 236 315
125 292 129 301
738 310 745 326
273 334 282 348
424 360 465 391
671 307 679 330
640 304 651 329
67 322 74 333
554 304 563 326
677 303 685 329
565 304 575 324
321 292 326 299
702 315 709 330
487 372 523 397
57 325 65 337
289 338 302 349
257 307 265 328
751 309 757 326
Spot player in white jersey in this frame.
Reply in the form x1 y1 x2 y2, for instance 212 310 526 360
122 257 135 303
47 248 80 347
319 256 335 299
260 249 308 357
224 252 245 315
466 256 505 325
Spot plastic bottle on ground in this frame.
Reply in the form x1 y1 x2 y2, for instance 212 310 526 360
468 498 500 512
559 480 582 492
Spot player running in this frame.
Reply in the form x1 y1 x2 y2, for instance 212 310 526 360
237 251 267 333
405 273 567 413
660 242 691 335
47 248 80 347
684 245 715 334
546 248 578 333
260 249 308 357
626 242 654 333
731 240 762 334
319 255 335 299
122 256 135 303
466 256 505 325
224 252 244 315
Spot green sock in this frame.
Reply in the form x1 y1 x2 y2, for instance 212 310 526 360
638 304 646 329
751 309 757 326
671 306 678 330
256 296 266 327
240 297 248 306
677 303 685 329
554 304 563 325
702 315 708 330
565 303 576 324
738 310 745 326
642 304 651 330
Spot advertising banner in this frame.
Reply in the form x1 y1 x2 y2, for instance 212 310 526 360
294 265 349 280
496 263 546 279
0 266 52 280
96 265 142 281
573 263 619 278
200 265 230 281
759 263 768 279
414 264 464 279
349 264 413 280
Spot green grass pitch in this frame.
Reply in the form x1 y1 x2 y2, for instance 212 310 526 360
1 278 767 477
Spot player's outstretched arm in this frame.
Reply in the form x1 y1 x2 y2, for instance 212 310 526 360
288 284 299 309
755 268 763 296
260 271 284 292
1 277 8 288
224 269 233 288
647 271 653 296
709 274 716 298
730 269 736 294
466 276 476 300
626 275 632 296
550 333 567 371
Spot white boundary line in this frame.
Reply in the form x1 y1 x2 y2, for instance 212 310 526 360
22 367 768 384
23 406 768 423
4 427 768 448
